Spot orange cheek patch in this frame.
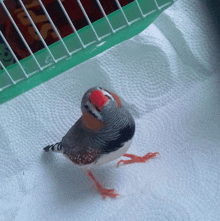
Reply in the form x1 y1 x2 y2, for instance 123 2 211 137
110 92 121 107
82 111 105 131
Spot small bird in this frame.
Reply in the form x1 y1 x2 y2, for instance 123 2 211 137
44 87 158 198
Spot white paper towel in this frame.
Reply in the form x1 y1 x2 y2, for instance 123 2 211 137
1 0 220 220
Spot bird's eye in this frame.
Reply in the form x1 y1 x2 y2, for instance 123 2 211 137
84 104 89 109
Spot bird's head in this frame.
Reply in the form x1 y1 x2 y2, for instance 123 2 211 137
81 87 121 123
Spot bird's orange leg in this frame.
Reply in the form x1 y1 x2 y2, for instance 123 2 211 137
116 152 159 167
86 171 119 199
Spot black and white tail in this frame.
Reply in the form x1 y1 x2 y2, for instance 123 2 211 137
43 142 63 153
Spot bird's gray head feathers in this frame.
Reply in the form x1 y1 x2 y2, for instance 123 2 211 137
81 87 118 122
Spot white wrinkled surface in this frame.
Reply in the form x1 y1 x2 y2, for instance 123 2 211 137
1 0 220 220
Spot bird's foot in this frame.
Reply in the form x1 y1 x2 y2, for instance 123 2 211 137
86 171 119 199
96 186 119 199
116 152 159 167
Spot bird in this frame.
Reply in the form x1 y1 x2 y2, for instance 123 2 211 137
43 86 159 198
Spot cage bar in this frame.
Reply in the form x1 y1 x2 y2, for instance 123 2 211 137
37 0 71 56
153 0 160 10
56 0 85 49
114 0 130 25
0 0 176 105
95 0 115 33
134 0 144 17
0 31 28 78
76 0 100 41
0 1 43 72
18 0 57 63
0 60 16 85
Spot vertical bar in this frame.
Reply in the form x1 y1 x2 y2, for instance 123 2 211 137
95 0 115 33
76 0 100 41
18 0 57 63
0 31 28 78
56 0 85 49
114 0 130 25
153 0 160 10
134 0 144 18
37 0 71 55
0 60 16 84
0 1 42 71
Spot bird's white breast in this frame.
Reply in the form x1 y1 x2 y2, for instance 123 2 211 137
93 139 133 168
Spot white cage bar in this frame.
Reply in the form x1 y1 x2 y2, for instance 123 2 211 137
134 0 144 18
115 0 130 25
57 0 86 49
95 0 115 33
77 0 100 41
154 0 160 10
38 0 71 56
0 31 28 78
18 0 57 63
0 60 16 85
0 0 43 71
0 0 176 94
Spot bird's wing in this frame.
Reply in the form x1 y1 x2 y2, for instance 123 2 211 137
61 117 101 165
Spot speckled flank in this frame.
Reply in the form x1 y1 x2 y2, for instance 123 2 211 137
65 147 100 165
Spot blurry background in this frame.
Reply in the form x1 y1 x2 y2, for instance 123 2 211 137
0 0 220 220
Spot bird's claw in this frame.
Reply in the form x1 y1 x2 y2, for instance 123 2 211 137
86 171 119 199
99 188 119 199
116 160 130 168
116 152 159 168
